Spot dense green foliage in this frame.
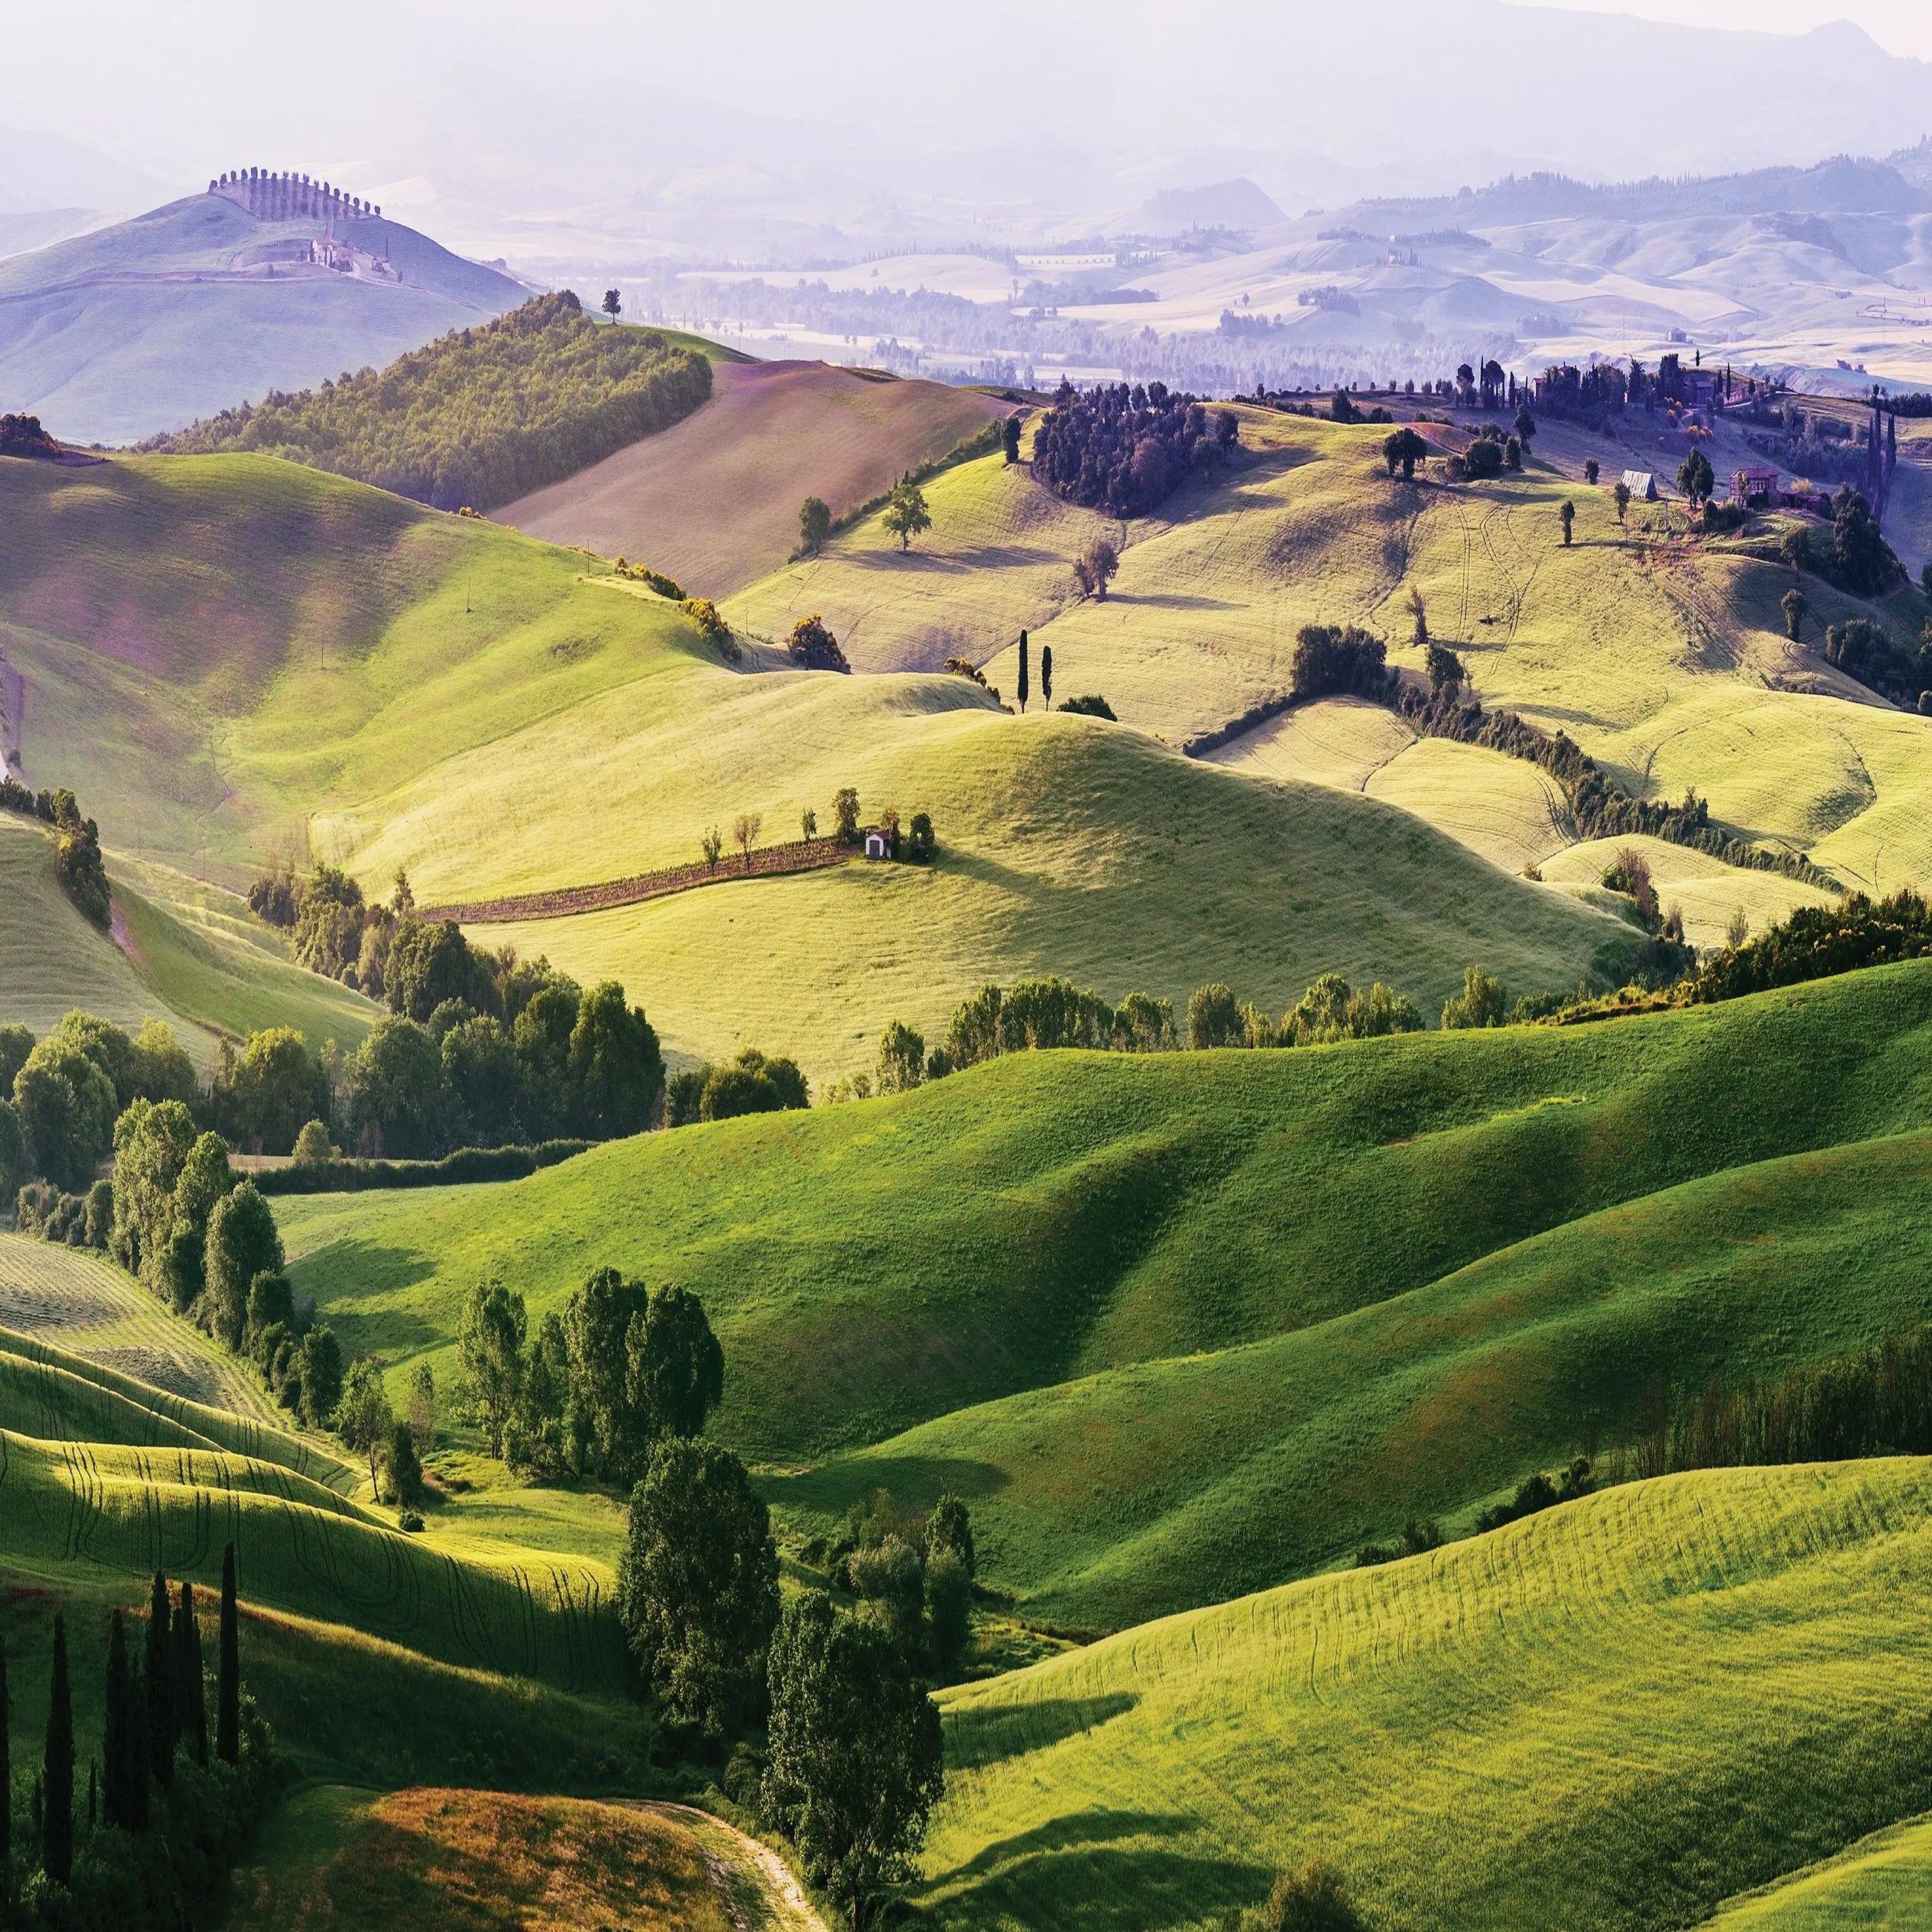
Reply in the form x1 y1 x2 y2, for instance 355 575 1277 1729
1031 380 1236 516
152 294 713 511
0 783 108 930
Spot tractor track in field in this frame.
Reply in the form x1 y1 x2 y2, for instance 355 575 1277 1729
626 1803 826 1932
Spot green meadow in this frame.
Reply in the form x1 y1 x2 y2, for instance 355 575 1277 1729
921 1460 1932 1932
277 957 1932 1627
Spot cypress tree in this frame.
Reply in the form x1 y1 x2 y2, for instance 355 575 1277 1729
175 1579 207 1767
42 1611 72 1884
1040 641 1054 709
218 1542 240 1766
1 1635 10 1888
126 1664 150 1832
145 1571 175 1787
103 1608 131 1830
1017 630 1030 713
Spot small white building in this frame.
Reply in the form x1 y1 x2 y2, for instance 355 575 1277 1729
864 829 890 860
1622 470 1659 502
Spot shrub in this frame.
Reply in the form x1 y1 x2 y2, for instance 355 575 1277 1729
1057 694 1117 719
789 614 852 673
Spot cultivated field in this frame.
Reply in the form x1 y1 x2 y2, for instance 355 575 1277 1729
499 357 1014 598
1704 1812 1932 1928
923 1460 1932 1932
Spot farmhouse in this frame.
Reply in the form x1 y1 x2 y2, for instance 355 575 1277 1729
1622 470 1659 502
1733 465 1779 507
864 829 890 859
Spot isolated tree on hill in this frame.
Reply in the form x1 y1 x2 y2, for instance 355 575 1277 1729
1782 587 1809 641
1585 458 1600 485
1074 537 1119 602
43 1611 73 1881
1560 499 1575 545
762 1592 945 1931
1017 632 1031 713
834 788 861 843
1001 415 1022 464
459 1276 526 1458
601 288 621 320
1383 427 1427 480
881 477 931 552
1677 448 1715 511
618 1436 779 1737
701 826 723 872
1614 479 1632 525
800 807 817 842
733 813 762 872
1513 404 1537 453
1406 587 1428 650
217 1543 239 1766
339 1358 394 1489
799 496 832 554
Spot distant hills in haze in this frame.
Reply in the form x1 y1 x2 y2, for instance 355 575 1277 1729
0 177 528 444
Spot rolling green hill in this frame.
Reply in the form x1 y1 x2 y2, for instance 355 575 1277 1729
0 447 1635 1085
1705 1812 1932 1928
277 958 1932 1627
922 1460 1932 1932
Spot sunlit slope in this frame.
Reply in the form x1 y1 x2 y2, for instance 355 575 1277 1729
766 1130 1932 1630
1706 1814 1932 1929
923 1462 1932 1932
279 961 1932 1474
447 717 1637 1083
0 1231 291 1424
0 1426 623 1692
0 452 704 874
0 814 207 1050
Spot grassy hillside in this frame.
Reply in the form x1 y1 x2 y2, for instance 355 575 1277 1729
0 1230 295 1424
1705 1813 1932 1928
767 1129 1932 1629
279 961 1932 1606
218 1787 759 1932
0 190 525 444
501 355 1014 598
921 1461 1932 1932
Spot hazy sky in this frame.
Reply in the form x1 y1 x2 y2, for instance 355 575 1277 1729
1511 0 1932 56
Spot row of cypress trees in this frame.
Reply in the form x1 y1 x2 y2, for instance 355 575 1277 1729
1 1543 241 1893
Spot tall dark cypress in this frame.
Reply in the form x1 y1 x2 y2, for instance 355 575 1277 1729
1017 630 1030 713
1 1635 11 1887
126 1664 150 1832
217 1542 239 1766
1040 641 1054 710
103 1608 131 1830
144 1571 175 1787
175 1579 207 1768
42 1612 73 1884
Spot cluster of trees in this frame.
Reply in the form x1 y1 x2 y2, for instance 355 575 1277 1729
1780 486 1902 600
787 614 852 672
665 1048 810 1127
1623 1326 1932 1479
250 869 667 1155
1186 975 1424 1048
0 781 109 927
1473 1456 1596 1532
1601 848 1687 944
0 1548 277 1932
1690 886 1932 1003
0 411 59 458
149 293 713 513
820 1491 978 1673
457 1265 946 1926
1289 624 1391 704
1029 380 1239 518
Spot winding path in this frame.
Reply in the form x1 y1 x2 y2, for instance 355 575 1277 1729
630 1801 828 1932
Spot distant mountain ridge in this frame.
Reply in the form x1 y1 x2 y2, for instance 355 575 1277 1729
0 181 528 444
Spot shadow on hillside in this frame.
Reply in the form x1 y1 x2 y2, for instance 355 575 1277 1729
842 542 1066 575
944 1692 1139 1772
286 1238 443 1350
930 1824 1270 1931
1110 591 1242 613
764 1452 1010 1517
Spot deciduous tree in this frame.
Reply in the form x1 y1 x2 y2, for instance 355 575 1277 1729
881 478 931 552
799 496 832 554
